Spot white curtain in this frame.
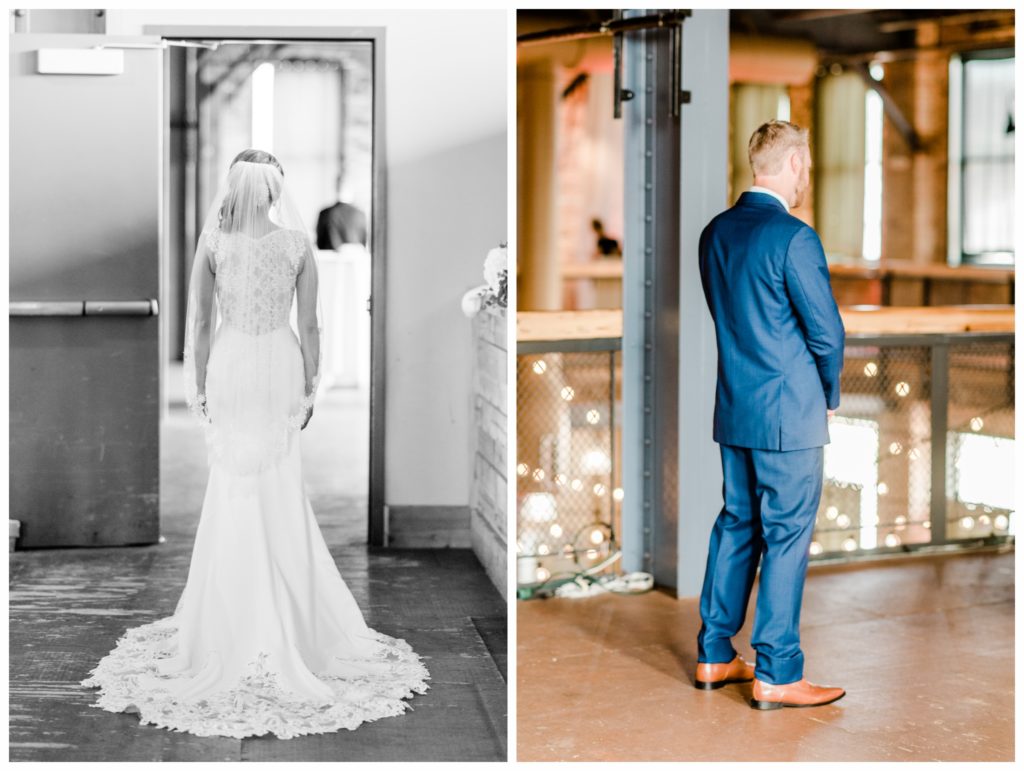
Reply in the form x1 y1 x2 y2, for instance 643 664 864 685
814 72 867 261
730 83 789 203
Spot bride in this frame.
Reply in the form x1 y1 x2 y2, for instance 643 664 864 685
81 149 429 739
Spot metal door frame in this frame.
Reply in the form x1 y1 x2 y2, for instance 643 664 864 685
147 24 389 546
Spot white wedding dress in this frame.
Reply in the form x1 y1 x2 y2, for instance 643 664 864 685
81 227 429 739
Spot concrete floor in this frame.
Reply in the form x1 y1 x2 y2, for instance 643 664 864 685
517 549 1014 762
9 382 507 762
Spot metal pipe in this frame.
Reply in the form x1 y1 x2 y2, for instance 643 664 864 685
517 10 692 46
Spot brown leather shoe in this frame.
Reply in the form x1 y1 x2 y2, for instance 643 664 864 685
694 655 755 690
750 677 845 710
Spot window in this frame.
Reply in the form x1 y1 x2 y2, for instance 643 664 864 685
949 51 1015 265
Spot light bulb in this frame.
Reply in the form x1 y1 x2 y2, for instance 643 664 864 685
836 513 851 529
895 381 910 397
532 468 545 481
825 506 839 520
549 523 563 538
960 516 975 530
613 487 625 502
570 479 584 492
517 463 529 477
555 473 567 486
994 514 1009 530
589 529 605 545
532 360 547 375
536 567 550 582
889 442 902 455
864 362 878 377
842 538 857 552
537 543 550 555
884 533 901 548
586 409 601 424
970 416 984 432
593 483 606 496
560 386 575 401
809 541 824 556
877 482 889 495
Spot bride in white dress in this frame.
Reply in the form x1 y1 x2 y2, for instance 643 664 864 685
81 150 429 739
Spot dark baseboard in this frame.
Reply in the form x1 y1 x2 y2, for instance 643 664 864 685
386 505 471 548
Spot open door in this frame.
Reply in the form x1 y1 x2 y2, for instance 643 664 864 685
9 34 163 547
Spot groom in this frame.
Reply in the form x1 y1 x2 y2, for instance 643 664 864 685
694 120 846 710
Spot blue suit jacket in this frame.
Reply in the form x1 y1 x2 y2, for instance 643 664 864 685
698 191 845 451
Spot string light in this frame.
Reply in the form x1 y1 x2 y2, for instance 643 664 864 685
560 386 575 401
895 381 910 397
809 541 824 556
960 515 975 530
877 482 889 495
889 442 903 455
884 533 901 547
532 468 546 481
549 523 563 537
517 463 529 477
908 447 921 460
537 543 550 555
589 529 605 545
532 360 547 374
586 409 601 424
555 473 567 486
842 537 857 552
970 416 984 432
864 362 879 377
593 483 607 496
613 488 625 502
570 479 584 492
994 514 1009 530
825 506 839 520
836 513 851 529
536 567 550 582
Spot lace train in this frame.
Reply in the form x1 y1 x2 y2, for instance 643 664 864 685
80 616 430 739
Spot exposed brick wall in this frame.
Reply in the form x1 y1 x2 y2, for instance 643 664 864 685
882 22 949 266
470 306 507 599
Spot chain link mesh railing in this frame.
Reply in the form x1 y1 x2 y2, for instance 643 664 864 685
517 332 1014 586
814 334 1014 557
516 348 621 586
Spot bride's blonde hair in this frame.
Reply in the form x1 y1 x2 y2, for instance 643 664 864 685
218 149 285 232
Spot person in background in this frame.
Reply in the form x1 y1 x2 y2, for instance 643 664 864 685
316 172 368 250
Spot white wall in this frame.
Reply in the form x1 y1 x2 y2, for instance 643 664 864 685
107 9 509 506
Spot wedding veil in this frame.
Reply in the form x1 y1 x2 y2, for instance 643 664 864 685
183 150 323 473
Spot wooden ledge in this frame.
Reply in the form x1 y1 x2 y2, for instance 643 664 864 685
517 305 1014 342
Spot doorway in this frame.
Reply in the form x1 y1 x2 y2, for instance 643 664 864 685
157 27 386 544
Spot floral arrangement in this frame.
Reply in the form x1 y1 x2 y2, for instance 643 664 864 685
461 244 508 317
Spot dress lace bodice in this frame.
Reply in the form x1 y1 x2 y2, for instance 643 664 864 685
208 228 307 335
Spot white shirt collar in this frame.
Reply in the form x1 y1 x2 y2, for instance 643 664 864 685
748 186 790 212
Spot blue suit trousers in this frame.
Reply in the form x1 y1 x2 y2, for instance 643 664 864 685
697 443 823 685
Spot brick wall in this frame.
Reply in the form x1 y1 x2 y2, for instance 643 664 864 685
470 305 508 599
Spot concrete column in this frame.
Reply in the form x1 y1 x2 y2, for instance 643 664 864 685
674 9 729 597
517 60 562 310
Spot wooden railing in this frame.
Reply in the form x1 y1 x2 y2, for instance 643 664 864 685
517 305 1014 342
